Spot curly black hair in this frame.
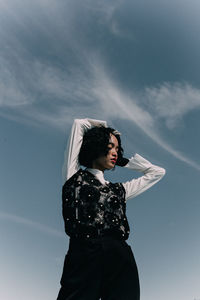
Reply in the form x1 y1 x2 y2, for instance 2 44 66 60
78 125 125 170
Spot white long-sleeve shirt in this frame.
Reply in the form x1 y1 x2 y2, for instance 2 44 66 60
62 118 166 202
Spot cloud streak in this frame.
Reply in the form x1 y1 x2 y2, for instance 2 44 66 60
0 211 65 238
145 82 200 129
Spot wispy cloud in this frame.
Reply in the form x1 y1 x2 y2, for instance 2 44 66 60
110 19 135 40
82 0 135 39
145 82 200 129
82 0 123 21
0 211 65 238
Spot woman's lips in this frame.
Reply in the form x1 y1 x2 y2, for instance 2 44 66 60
111 159 117 163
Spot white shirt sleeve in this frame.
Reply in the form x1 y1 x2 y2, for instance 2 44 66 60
63 118 107 182
122 153 166 201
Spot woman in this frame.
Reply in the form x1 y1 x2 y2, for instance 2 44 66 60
57 118 166 300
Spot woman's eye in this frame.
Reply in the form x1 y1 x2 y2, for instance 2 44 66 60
108 147 118 152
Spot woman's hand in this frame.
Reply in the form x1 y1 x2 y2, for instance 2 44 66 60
87 118 107 128
116 155 129 167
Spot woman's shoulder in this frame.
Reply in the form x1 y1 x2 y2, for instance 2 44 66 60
63 168 83 187
63 168 96 187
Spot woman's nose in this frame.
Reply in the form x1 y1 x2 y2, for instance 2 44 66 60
112 149 118 157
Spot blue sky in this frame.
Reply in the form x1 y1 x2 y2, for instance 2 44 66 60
0 0 200 299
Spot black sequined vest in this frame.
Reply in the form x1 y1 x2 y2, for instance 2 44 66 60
62 168 130 240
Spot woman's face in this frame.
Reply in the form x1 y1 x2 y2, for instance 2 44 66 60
92 134 119 171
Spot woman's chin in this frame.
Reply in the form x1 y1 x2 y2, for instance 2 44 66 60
108 164 115 169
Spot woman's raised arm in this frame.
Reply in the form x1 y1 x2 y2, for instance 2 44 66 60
62 118 107 183
122 153 166 201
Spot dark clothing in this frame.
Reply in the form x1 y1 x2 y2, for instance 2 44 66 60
57 169 140 299
57 235 140 300
62 168 130 240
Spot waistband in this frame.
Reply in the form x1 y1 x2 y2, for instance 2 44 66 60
69 231 126 244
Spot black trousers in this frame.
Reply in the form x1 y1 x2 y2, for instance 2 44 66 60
56 235 140 300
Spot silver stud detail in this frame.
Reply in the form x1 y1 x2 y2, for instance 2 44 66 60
87 234 90 238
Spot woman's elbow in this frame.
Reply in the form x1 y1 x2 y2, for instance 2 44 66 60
158 167 166 177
